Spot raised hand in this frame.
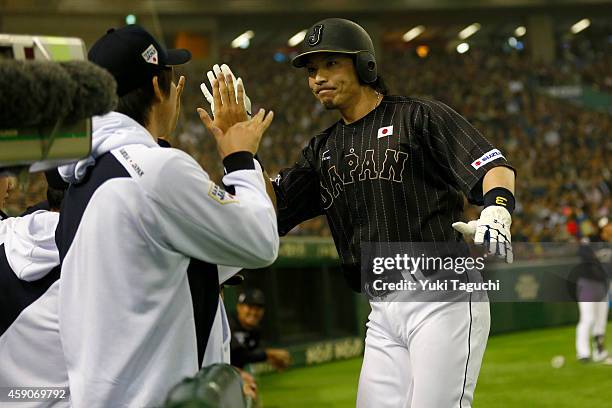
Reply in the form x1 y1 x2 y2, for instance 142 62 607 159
197 107 274 159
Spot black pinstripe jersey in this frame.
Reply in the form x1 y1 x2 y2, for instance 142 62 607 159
273 96 514 288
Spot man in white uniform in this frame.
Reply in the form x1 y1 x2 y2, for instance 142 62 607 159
0 210 60 334
0 24 278 408
576 217 611 363
0 170 66 337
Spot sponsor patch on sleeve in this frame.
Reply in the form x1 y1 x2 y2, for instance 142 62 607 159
208 183 238 204
471 149 505 170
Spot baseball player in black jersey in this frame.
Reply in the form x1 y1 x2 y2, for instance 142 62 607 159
204 17 516 408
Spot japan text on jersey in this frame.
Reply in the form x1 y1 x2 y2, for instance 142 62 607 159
274 96 513 268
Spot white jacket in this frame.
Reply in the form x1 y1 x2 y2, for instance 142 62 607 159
0 210 59 281
0 112 279 408
0 212 64 408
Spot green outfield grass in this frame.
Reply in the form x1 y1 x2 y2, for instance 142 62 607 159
258 323 612 407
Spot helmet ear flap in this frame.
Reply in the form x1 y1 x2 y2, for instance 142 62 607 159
354 51 377 83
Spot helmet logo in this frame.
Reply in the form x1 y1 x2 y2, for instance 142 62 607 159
307 24 323 47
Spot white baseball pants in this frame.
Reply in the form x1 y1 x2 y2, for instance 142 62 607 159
576 300 609 359
357 300 490 408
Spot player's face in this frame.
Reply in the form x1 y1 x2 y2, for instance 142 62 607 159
306 53 361 110
237 304 265 329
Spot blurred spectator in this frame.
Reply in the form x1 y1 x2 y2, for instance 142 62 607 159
0 175 16 218
0 176 10 218
21 170 68 215
230 288 291 371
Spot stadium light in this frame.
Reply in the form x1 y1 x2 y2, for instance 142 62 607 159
416 45 429 58
571 19 591 34
231 30 254 49
514 26 526 37
458 23 481 40
456 42 470 54
288 30 307 47
402 26 425 42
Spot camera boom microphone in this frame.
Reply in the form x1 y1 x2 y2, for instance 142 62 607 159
0 59 117 129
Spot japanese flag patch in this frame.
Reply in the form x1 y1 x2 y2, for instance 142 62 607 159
142 44 159 65
377 125 393 139
471 149 504 170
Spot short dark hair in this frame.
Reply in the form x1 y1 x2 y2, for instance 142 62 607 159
350 55 388 95
116 68 173 127
366 75 389 96
46 187 65 211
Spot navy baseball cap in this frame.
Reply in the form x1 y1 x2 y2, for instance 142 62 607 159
88 25 191 96
237 289 266 307
224 273 245 287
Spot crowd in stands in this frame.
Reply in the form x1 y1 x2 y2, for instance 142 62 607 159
5 45 610 243
381 48 610 243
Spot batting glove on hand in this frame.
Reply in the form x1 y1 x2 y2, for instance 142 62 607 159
452 205 513 263
201 63 252 117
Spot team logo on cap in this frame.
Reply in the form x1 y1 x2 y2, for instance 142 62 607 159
307 24 323 47
142 44 159 65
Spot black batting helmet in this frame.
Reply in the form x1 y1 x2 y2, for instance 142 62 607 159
291 18 378 84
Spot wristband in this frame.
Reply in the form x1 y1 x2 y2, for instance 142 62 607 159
223 151 255 174
483 187 515 214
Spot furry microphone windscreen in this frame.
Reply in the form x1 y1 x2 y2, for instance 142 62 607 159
0 60 75 128
59 61 118 123
26 61 78 125
0 60 118 129
0 60 36 127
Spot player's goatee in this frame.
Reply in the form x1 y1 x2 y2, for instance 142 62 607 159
322 100 337 109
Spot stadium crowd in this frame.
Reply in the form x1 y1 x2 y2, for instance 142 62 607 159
5 46 610 242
